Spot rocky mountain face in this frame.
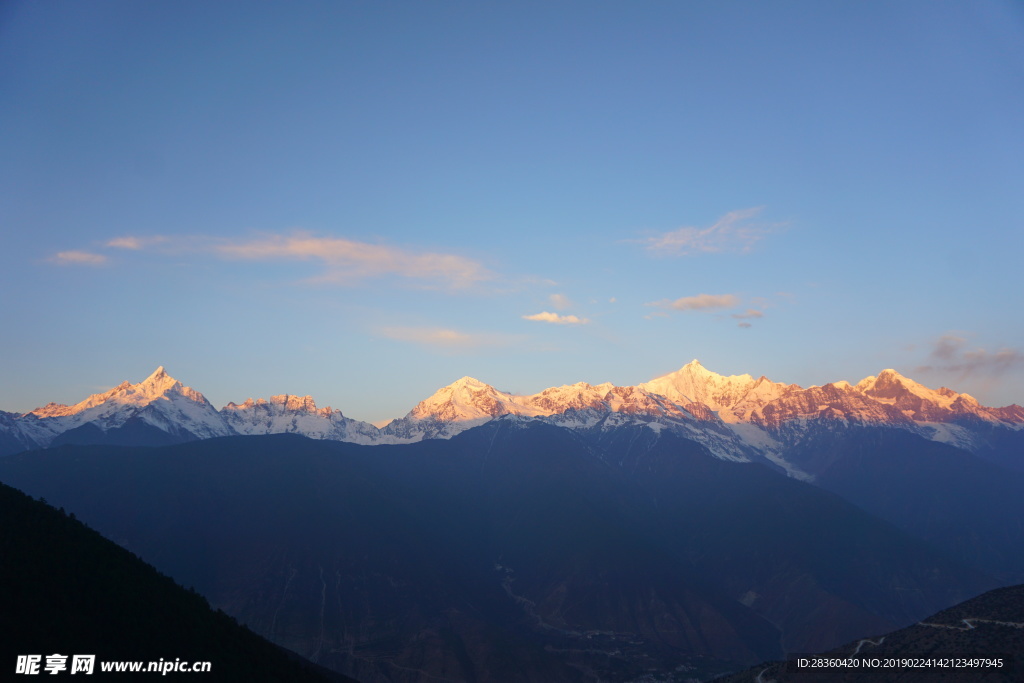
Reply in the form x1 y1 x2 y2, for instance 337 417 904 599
2 362 1020 477
222 394 381 444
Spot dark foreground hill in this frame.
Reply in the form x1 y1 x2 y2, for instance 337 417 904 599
715 584 1024 682
0 481 354 683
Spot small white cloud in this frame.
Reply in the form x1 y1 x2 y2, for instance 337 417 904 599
49 250 108 266
643 207 781 256
608 297 617 304
522 311 590 325
645 293 739 311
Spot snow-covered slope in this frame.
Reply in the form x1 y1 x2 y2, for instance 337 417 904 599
20 367 234 446
639 360 795 423
375 371 777 462
221 394 380 444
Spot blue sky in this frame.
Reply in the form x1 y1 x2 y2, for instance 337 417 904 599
2 0 1023 422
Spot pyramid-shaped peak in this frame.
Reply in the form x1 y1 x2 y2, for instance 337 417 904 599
415 376 502 409
871 368 920 389
857 369 911 391
409 376 515 423
662 360 753 384
144 366 173 383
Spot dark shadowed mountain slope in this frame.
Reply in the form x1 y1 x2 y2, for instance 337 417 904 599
715 584 1024 682
782 428 1024 583
0 429 780 681
579 425 997 653
0 422 998 681
0 481 354 683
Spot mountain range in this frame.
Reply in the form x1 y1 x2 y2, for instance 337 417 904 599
2 361 1022 479
2 361 1021 681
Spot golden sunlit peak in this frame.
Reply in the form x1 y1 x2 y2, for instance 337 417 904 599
449 376 490 389
678 359 716 375
146 366 169 381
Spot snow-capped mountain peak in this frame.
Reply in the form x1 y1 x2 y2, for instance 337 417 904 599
853 367 995 422
409 377 519 422
29 381 134 418
22 367 231 444
225 395 326 414
638 360 791 423
220 391 381 444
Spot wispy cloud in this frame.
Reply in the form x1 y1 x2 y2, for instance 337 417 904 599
522 311 589 325
916 334 1024 377
548 293 572 310
377 326 514 349
106 236 168 250
215 233 491 289
642 207 782 256
731 309 764 320
48 250 108 266
85 231 493 290
737 322 752 329
645 293 739 311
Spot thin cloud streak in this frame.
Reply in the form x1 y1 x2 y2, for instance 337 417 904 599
48 250 108 266
88 231 493 290
377 326 515 349
643 207 780 256
107 236 169 250
216 233 491 289
731 309 764 320
522 311 589 325
645 293 739 311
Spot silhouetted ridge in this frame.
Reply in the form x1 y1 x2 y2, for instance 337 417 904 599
0 480 354 682
714 584 1024 682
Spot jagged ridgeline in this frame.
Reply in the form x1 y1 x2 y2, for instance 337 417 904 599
0 481 353 682
2 362 1022 473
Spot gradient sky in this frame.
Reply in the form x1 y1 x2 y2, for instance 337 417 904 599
2 0 1023 423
